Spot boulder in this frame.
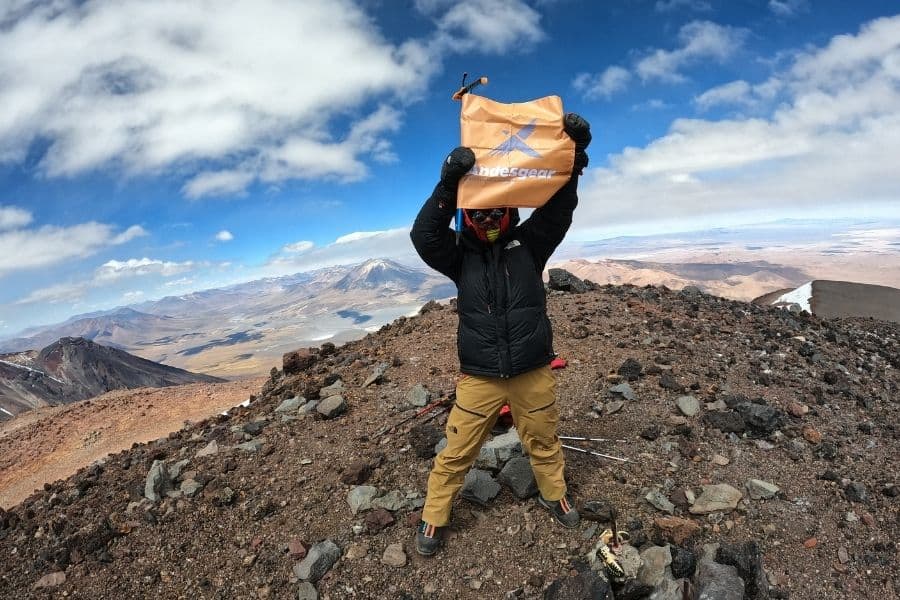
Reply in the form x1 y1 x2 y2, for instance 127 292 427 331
347 485 378 515
275 396 305 413
292 540 341 583
694 560 744 600
637 545 671 587
543 570 612 599
144 460 172 502
316 395 347 419
460 469 500 506
498 457 539 499
283 349 315 375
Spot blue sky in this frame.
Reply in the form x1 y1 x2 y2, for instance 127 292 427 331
1 0 899 334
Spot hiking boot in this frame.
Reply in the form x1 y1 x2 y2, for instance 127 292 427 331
538 494 580 529
415 520 443 556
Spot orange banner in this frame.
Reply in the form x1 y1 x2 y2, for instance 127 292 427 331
457 94 575 209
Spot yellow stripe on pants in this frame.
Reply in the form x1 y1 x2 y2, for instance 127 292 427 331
421 365 566 526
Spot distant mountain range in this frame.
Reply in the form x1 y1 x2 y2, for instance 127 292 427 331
0 337 222 419
0 259 456 378
753 280 900 323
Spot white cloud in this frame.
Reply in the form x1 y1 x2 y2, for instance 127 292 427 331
431 0 543 54
574 15 900 233
282 240 314 254
122 290 144 301
215 230 234 242
655 0 712 12
573 66 632 100
0 221 146 276
94 258 196 282
694 80 753 110
0 0 545 198
636 21 748 83
266 227 415 275
769 0 808 17
16 281 89 305
0 205 32 230
165 277 195 287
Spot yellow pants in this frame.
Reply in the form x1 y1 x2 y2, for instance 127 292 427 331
421 366 566 526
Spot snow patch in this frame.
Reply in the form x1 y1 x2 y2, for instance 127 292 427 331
773 282 813 313
220 396 252 416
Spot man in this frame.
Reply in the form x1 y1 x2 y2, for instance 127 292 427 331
409 113 591 556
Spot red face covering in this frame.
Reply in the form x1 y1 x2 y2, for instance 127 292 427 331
463 208 511 243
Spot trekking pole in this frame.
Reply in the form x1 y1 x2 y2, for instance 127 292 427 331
374 395 453 438
559 436 627 443
561 444 630 463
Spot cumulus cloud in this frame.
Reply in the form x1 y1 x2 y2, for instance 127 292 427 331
282 240 314 254
573 15 900 236
636 21 748 83
0 220 146 276
0 0 545 198
0 205 32 230
94 258 196 282
266 227 415 275
215 230 234 242
573 66 632 100
16 281 88 305
694 80 753 109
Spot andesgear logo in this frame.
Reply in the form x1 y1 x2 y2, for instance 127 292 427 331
488 120 541 158
468 119 556 180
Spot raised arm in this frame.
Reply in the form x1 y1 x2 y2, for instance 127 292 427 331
517 113 592 269
410 147 475 282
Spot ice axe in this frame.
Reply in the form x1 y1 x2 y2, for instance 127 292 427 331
451 72 488 244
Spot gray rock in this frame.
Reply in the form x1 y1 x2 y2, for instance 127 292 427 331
319 380 344 399
434 437 448 456
476 428 523 470
195 440 219 458
276 396 305 413
547 268 592 294
695 560 744 600
649 573 685 600
407 384 430 407
543 570 612 599
845 482 867 502
690 484 742 514
610 383 636 401
363 363 389 387
606 400 625 415
637 545 672 587
676 395 700 417
316 395 347 419
703 411 745 433
347 485 378 515
292 540 341 583
460 469 500 506
144 460 172 502
372 490 405 512
588 542 640 579
746 479 780 500
297 581 318 600
715 542 768 600
735 403 784 437
497 456 538 499
180 478 203 497
298 400 319 415
381 542 407 567
168 459 190 481
645 489 675 514
235 439 263 452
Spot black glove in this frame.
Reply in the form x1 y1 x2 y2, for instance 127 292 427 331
440 146 476 191
564 113 591 175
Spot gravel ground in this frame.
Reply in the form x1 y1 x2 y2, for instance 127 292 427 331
0 283 897 599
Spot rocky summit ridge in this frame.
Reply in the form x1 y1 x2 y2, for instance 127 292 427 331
0 276 897 599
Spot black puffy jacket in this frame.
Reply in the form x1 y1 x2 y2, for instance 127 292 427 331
410 177 578 377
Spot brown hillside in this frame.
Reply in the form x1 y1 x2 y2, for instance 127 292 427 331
0 284 897 599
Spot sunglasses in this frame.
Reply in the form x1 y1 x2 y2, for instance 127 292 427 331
470 208 506 224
